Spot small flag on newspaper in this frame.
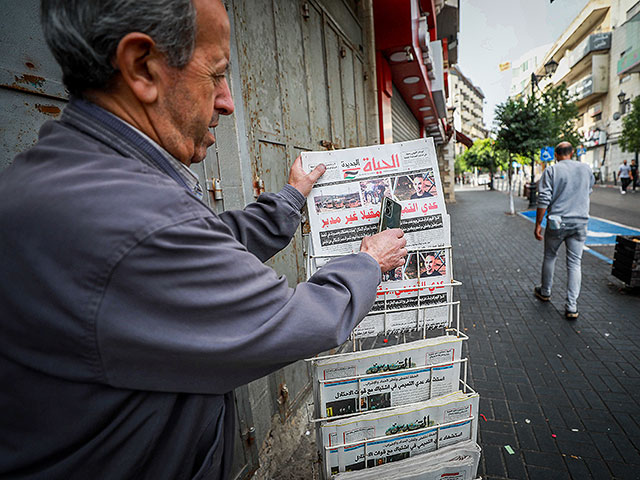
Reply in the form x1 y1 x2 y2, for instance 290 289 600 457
499 62 511 72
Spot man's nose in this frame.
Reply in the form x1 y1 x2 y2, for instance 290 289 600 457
216 78 235 116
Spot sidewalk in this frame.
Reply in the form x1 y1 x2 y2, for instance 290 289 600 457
451 190 640 479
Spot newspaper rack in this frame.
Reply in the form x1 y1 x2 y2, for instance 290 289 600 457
300 140 479 479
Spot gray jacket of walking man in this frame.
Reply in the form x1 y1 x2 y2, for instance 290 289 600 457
0 0 408 478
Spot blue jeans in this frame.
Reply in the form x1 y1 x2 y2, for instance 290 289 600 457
540 223 587 312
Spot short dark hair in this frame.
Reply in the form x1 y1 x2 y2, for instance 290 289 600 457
41 0 197 97
556 144 573 158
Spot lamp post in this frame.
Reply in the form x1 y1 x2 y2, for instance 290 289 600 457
527 59 559 208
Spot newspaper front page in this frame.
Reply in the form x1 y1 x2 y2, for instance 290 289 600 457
313 336 464 419
332 440 481 480
302 139 452 337
323 392 478 476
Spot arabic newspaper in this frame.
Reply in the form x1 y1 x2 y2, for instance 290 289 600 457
321 390 478 446
332 440 481 480
322 392 478 476
326 418 473 475
312 336 463 419
302 139 452 338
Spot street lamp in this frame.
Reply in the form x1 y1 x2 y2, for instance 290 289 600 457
527 59 559 208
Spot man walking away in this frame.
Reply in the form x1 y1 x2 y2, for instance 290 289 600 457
619 160 632 194
630 159 638 191
534 142 595 319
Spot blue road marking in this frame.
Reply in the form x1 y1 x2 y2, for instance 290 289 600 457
519 211 640 246
519 210 640 263
584 247 613 265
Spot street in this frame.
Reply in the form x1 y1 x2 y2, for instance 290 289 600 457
452 189 640 480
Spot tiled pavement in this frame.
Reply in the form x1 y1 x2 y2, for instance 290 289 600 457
450 190 640 480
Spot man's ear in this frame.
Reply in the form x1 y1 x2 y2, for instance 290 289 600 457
113 32 165 104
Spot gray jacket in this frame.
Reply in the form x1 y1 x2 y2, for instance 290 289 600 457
0 98 380 479
537 159 594 224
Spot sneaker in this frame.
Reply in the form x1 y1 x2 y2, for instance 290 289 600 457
565 310 579 320
534 286 550 302
622 190 627 195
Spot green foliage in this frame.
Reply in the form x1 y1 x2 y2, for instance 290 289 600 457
457 139 508 188
494 83 579 160
539 83 580 147
494 96 549 159
620 96 640 155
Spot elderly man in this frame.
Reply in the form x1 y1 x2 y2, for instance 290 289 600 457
0 0 407 478
534 142 594 319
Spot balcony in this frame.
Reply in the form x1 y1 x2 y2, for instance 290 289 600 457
567 32 611 69
566 54 608 106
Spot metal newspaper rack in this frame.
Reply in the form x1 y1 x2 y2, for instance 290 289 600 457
303 234 481 479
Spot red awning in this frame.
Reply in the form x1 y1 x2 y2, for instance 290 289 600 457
455 130 473 148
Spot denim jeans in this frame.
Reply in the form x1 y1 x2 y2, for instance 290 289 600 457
540 223 588 312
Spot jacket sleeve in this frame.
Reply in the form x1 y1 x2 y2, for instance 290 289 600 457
537 168 553 209
217 185 305 262
94 213 381 394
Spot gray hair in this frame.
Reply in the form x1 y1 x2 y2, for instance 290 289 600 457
41 0 197 96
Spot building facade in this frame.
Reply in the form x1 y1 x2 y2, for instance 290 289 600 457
533 0 640 181
509 43 553 98
449 65 486 157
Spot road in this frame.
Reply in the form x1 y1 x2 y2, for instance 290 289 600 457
590 184 640 228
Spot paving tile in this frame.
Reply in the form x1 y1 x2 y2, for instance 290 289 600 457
584 457 614 479
564 455 594 479
482 444 507 478
527 465 571 480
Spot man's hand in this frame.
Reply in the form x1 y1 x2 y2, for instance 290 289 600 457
534 224 543 241
288 156 326 197
360 229 407 273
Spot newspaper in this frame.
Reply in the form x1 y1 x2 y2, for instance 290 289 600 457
352 246 452 338
302 138 448 263
313 336 464 419
332 440 481 480
302 139 452 338
318 391 478 475
322 391 478 475
321 390 479 447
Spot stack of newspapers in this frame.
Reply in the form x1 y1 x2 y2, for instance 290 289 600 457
303 138 480 479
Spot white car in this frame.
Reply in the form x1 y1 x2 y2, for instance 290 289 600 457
477 174 490 186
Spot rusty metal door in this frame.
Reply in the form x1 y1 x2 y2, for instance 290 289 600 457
0 0 67 170
226 1 372 470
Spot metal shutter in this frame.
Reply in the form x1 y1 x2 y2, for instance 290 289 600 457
391 84 420 142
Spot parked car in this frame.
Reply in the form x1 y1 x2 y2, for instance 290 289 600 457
477 174 490 186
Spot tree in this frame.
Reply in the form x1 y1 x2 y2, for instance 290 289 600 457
494 82 579 160
539 83 580 147
494 83 579 209
457 139 507 190
620 96 640 163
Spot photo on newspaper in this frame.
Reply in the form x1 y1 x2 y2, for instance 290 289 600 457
331 440 481 480
320 391 478 476
312 336 464 419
